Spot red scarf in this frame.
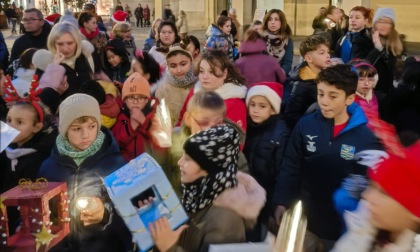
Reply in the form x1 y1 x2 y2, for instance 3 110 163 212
80 27 99 40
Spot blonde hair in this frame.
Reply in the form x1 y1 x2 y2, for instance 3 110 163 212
112 22 132 39
72 116 98 124
374 18 403 56
47 22 83 57
186 91 226 115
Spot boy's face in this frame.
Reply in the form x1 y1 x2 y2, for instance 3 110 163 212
125 95 149 111
317 81 354 123
363 182 419 232
248 96 275 124
184 107 224 134
305 44 331 70
67 117 98 151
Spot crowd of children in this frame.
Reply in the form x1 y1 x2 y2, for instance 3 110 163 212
0 4 419 252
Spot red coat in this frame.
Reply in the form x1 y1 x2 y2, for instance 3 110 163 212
178 82 248 132
143 7 150 20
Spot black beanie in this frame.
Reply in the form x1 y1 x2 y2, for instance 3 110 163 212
79 80 106 105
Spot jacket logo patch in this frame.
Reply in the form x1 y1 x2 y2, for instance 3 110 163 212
340 144 356 160
306 141 316 152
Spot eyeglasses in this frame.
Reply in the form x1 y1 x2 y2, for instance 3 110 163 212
126 95 148 102
22 18 41 23
359 77 376 83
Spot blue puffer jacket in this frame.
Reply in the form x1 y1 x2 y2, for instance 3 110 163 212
273 103 382 241
204 24 235 61
38 127 133 252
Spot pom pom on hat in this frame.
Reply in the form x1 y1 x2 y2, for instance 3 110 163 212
59 94 101 137
112 10 128 23
373 8 396 24
368 141 420 217
122 72 151 101
59 9 79 28
45 13 61 25
246 82 283 114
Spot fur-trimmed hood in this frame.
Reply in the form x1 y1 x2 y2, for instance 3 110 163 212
194 81 247 100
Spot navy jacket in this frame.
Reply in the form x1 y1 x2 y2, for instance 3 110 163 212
38 128 133 252
273 103 382 240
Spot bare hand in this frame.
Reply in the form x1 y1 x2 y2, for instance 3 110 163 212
56 76 69 95
372 31 383 51
274 205 287 225
131 107 146 125
149 216 188 252
80 197 105 226
53 51 65 64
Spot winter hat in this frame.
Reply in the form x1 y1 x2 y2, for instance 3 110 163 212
59 9 79 28
246 82 284 114
112 10 128 23
122 72 151 101
373 8 396 24
183 124 240 174
59 94 101 137
166 45 193 61
368 141 420 217
45 13 61 25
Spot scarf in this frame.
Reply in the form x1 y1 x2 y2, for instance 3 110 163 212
5 147 37 172
263 31 288 63
80 27 99 40
56 131 105 166
165 67 197 89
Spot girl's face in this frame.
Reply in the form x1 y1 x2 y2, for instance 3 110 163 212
55 33 77 58
357 75 375 96
178 153 208 184
349 10 368 32
329 8 342 22
131 60 151 81
248 96 275 124
167 53 192 78
186 41 199 60
84 17 98 33
67 117 98 151
267 13 281 33
374 17 393 36
363 182 419 233
219 20 232 35
159 25 175 46
6 105 43 147
125 94 149 111
106 50 123 67
198 60 227 91
252 24 263 35
184 107 224 134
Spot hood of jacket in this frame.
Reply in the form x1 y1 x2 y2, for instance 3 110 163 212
100 94 120 118
213 171 266 221
238 38 267 54
206 24 224 38
194 81 247 100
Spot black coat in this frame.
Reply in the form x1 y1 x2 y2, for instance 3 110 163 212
366 47 398 96
335 28 374 61
38 128 133 252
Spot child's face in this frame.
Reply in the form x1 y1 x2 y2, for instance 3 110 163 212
186 42 199 60
125 95 149 111
131 60 151 81
198 60 227 91
55 33 77 58
6 105 43 147
363 182 419 233
248 96 276 124
349 10 368 32
159 25 175 46
267 13 281 33
106 50 123 68
67 117 98 151
178 153 208 184
317 81 354 123
252 24 263 34
357 76 375 96
305 44 331 69
167 53 192 78
184 107 224 134
219 20 232 35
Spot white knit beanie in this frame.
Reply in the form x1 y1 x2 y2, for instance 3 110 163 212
59 94 101 137
373 8 396 24
246 82 283 114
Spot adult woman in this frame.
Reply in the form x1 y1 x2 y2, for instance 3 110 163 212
322 5 343 50
262 9 294 75
204 16 236 62
148 21 181 66
78 12 108 56
143 4 151 27
176 10 188 39
366 8 404 98
143 18 162 52
112 22 136 60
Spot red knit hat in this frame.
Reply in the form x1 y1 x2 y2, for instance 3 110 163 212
45 13 61 25
246 82 284 114
112 10 128 23
368 141 420 217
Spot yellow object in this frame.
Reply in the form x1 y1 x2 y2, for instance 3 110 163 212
32 224 58 252
101 114 117 128
0 196 7 215
97 80 119 97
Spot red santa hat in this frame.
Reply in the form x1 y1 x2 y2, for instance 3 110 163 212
45 13 61 25
246 82 283 114
368 141 420 217
112 10 128 23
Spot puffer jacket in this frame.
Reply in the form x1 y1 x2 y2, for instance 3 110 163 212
204 24 235 61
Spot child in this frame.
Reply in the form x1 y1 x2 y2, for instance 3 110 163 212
284 35 331 129
38 94 132 252
130 49 163 95
155 46 197 126
150 124 265 252
179 50 247 131
244 82 290 240
10 48 37 96
273 65 382 251
181 35 200 60
352 61 379 118
333 141 420 251
250 20 263 35
103 39 131 89
204 15 236 61
112 72 158 162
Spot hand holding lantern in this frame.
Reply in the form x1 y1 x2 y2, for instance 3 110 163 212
76 197 105 226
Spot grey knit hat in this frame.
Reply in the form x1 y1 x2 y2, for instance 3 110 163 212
373 8 396 24
59 9 79 28
59 94 101 137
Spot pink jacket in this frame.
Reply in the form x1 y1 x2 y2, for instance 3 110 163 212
354 91 379 119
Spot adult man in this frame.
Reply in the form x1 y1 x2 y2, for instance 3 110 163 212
10 8 51 62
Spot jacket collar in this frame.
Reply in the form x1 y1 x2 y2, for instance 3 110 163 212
194 81 247 100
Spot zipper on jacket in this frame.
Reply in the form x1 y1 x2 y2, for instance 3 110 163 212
329 119 334 146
